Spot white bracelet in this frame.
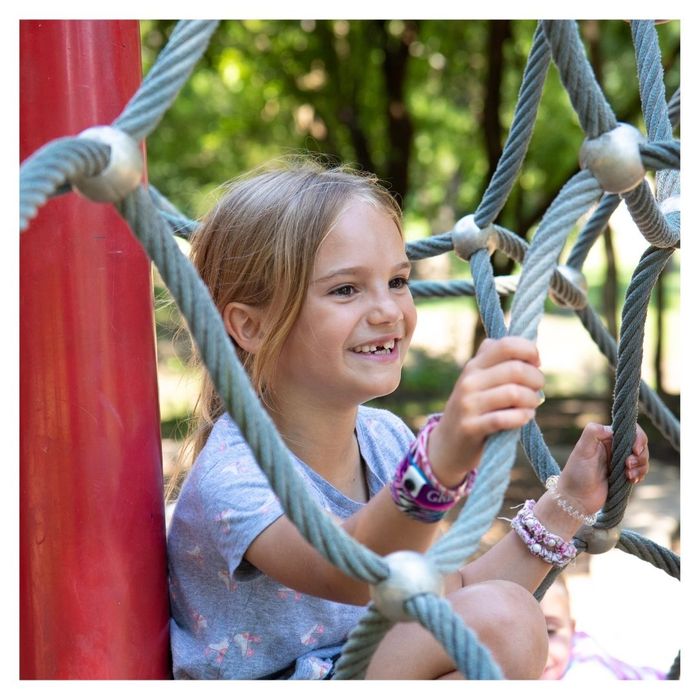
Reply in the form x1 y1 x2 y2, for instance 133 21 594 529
545 475 598 526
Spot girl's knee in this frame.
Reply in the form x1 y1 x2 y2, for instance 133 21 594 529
449 579 548 679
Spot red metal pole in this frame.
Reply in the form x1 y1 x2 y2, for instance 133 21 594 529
20 21 171 679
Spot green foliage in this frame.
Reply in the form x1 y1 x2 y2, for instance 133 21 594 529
141 19 679 235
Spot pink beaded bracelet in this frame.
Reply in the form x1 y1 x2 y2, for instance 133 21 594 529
510 499 577 568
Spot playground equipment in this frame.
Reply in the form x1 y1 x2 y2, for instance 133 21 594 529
20 20 680 680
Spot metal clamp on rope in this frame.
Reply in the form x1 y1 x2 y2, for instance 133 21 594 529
370 551 444 622
452 215 497 261
72 126 143 202
579 123 646 194
549 265 588 310
576 523 621 554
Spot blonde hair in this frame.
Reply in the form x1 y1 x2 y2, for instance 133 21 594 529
167 157 403 501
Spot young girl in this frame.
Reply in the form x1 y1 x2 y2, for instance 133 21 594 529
167 159 649 680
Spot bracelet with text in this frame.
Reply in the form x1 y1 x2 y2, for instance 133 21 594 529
390 415 477 523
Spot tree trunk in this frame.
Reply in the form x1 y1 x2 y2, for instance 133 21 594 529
654 264 667 396
379 20 418 202
472 20 511 354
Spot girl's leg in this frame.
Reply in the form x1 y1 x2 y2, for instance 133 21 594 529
365 579 548 680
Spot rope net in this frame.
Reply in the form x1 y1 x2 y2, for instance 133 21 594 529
20 19 680 680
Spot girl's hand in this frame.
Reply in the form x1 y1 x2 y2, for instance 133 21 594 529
427 337 545 486
558 422 650 516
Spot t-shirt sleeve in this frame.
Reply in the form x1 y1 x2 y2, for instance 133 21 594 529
196 450 285 573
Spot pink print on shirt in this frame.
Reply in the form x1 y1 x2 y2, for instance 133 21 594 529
234 632 262 658
276 586 302 602
300 624 325 646
205 638 230 665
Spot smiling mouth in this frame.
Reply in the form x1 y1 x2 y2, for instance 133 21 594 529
351 339 397 355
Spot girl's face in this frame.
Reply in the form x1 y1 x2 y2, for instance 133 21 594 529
272 198 417 412
540 585 575 680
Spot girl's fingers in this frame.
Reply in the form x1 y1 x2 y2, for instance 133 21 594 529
459 384 542 415
632 425 649 456
471 337 541 370
461 408 536 437
459 361 545 394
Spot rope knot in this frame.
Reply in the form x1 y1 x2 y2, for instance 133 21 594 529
369 551 444 622
72 126 143 203
579 123 646 194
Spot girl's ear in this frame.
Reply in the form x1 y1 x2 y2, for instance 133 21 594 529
222 302 265 354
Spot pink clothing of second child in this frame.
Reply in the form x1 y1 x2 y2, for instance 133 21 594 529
562 631 667 680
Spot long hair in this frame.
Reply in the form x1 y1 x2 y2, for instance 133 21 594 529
166 157 403 501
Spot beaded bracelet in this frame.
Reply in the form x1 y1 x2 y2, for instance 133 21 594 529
390 415 477 523
510 499 577 568
545 474 598 526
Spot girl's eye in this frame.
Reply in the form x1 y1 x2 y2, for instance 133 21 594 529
389 276 409 289
331 284 357 297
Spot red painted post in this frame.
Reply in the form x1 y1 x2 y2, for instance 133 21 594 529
20 21 171 679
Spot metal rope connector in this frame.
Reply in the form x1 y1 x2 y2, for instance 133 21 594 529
452 214 497 261
579 123 646 194
369 551 444 622
72 126 143 202
576 523 621 554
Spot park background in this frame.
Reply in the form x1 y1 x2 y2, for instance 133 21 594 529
142 20 680 675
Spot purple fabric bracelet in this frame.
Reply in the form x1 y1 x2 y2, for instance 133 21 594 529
389 415 477 523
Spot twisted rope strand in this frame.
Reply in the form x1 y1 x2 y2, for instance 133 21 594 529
474 22 551 227
113 21 220 142
599 246 675 528
19 138 111 231
542 21 617 138
631 21 679 200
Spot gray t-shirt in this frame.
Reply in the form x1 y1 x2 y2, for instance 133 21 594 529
167 405 414 679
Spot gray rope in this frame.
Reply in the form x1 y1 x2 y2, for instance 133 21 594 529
620 179 679 248
542 21 618 138
615 529 680 580
598 246 676 529
113 21 220 142
494 227 679 467
406 231 453 261
117 187 389 584
575 305 680 451
565 192 620 269
429 172 603 572
631 21 679 200
474 22 551 227
508 171 601 338
408 275 520 299
406 594 503 679
333 607 394 680
667 87 680 129
19 137 111 231
639 140 681 171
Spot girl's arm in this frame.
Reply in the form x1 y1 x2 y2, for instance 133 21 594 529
456 422 649 593
245 337 545 605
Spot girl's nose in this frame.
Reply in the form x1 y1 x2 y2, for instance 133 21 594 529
367 292 403 326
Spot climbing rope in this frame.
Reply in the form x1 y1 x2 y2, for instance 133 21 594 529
20 19 680 679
